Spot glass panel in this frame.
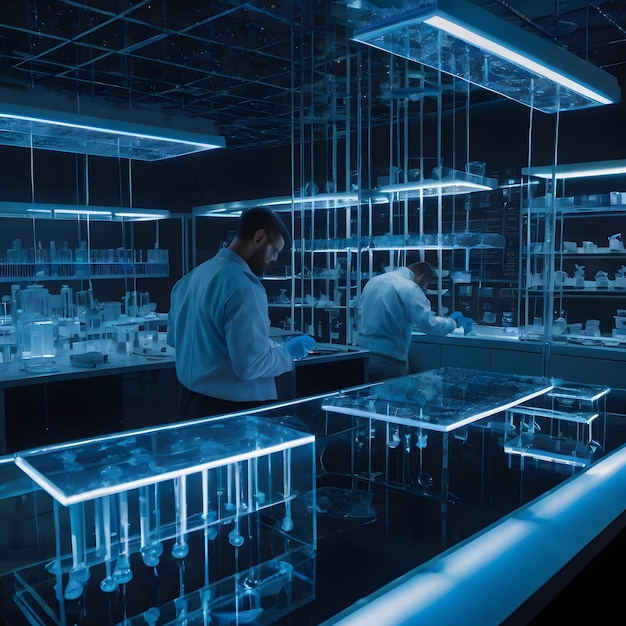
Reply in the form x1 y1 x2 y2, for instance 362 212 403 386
322 367 554 431
9 416 316 625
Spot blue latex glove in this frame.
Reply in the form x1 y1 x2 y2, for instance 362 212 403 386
459 316 474 335
285 335 316 360
449 311 464 324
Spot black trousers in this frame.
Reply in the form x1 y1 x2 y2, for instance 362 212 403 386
177 383 270 420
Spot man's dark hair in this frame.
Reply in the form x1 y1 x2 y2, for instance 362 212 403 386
407 261 435 282
237 207 291 248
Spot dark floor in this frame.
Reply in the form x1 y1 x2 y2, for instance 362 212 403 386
524 523 626 625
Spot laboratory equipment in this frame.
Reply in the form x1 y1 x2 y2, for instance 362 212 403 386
503 383 610 474
15 284 57 373
60 285 73 318
615 266 626 289
321 367 555 531
608 232 625 252
10 415 316 625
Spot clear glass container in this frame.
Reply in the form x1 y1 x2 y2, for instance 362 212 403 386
11 415 316 625
15 284 57 371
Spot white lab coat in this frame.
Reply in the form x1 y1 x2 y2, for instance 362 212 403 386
358 267 456 362
167 248 293 401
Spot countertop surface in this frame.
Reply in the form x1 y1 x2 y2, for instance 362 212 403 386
412 326 626 357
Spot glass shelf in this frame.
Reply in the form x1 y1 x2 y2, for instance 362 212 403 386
504 433 596 468
193 190 389 216
524 196 626 216
0 202 171 221
295 232 505 252
16 415 313 505
322 367 554 433
377 170 498 198
0 260 170 282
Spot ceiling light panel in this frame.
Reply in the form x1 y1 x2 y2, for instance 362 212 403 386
0 102 225 160
352 0 620 113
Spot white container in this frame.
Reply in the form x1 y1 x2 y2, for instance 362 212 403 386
465 161 486 177
609 234 625 252
614 316 626 329
585 319 601 336
15 285 56 368
451 271 471 283
610 191 626 205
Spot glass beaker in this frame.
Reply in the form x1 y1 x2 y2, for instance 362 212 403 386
15 285 54 365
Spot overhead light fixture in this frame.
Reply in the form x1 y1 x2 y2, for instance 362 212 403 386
114 210 171 220
522 159 626 180
0 201 170 221
352 0 620 112
0 91 225 160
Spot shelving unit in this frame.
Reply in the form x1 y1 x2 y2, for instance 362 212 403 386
193 177 506 347
0 203 173 286
0 203 181 372
520 161 626 338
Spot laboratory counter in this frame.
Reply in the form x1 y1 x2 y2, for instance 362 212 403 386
410 327 626 412
0 341 369 454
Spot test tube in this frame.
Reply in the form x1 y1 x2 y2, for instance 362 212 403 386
216 466 224 521
228 463 244 547
225 463 235 511
64 502 90 600
247 459 254 512
94 498 104 559
171 476 189 559
140 485 163 567
113 491 133 584
201 468 218 540
99 495 118 592
281 449 294 532
202 469 209 519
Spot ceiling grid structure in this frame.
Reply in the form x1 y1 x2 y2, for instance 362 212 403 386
0 1 623 152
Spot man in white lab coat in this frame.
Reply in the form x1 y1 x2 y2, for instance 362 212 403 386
358 261 458 381
167 207 315 419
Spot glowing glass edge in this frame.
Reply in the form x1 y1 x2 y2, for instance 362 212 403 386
54 209 112 217
15 434 314 506
322 385 554 432
425 16 613 105
0 112 224 150
522 160 626 179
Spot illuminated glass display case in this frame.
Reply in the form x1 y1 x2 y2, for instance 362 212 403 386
503 383 610 472
6 415 316 625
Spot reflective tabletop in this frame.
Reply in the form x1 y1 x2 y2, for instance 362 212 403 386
322 367 556 432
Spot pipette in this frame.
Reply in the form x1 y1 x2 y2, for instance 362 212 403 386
228 463 244 547
281 449 294 532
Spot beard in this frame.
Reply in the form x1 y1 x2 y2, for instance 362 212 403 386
247 249 267 275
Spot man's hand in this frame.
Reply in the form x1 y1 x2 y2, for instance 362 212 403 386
285 335 316 359
449 311 463 326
